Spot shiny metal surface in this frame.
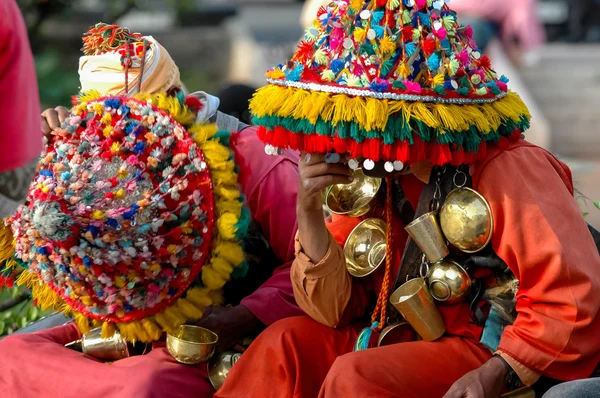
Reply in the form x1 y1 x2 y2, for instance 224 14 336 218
377 321 418 347
167 325 218 365
389 278 445 342
440 188 493 253
427 260 472 304
208 351 243 391
344 218 387 277
325 169 382 217
405 212 450 264
76 327 130 362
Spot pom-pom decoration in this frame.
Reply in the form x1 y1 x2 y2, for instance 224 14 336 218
1 91 248 342
250 0 531 166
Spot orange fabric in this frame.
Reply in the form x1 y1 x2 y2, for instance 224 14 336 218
473 141 600 380
498 351 541 386
215 316 491 398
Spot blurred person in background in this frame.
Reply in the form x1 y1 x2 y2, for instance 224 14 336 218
0 0 43 220
0 23 303 398
217 83 257 126
543 378 600 398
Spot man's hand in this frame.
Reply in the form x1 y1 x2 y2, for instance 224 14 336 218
195 305 261 352
443 356 508 398
40 106 69 136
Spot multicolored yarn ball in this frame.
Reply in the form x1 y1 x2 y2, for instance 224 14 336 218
1 91 249 342
251 0 531 166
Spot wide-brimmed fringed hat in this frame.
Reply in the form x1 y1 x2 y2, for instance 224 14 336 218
251 0 530 167
0 91 249 342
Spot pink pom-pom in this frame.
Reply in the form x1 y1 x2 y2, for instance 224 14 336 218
458 50 469 65
464 25 474 38
415 0 427 10
404 80 422 94
435 27 447 40
497 81 508 92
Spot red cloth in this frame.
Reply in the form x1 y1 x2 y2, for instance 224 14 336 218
215 316 491 398
0 0 42 172
0 126 302 397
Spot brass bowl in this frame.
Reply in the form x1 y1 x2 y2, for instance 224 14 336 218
427 260 472 304
440 188 493 253
167 325 218 365
377 321 419 347
344 218 387 277
325 169 382 217
208 351 242 391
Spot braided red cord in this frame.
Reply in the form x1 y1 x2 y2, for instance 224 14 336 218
370 177 394 331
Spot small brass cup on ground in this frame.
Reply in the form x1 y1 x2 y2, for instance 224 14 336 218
389 278 446 342
405 212 449 264
167 325 218 365
344 218 387 277
65 327 130 362
325 169 382 217
439 187 493 253
427 260 472 304
208 351 243 391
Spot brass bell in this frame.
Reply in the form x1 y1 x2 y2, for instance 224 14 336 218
65 327 129 362
344 218 387 277
325 169 382 217
427 260 472 304
439 187 493 253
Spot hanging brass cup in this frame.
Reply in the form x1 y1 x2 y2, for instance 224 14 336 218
427 260 472 304
344 218 387 277
439 187 493 253
389 278 446 342
166 325 218 365
208 351 243 391
325 169 382 217
405 212 449 264
65 327 129 362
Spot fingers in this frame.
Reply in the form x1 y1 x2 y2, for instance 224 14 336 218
56 106 69 124
40 115 52 136
41 108 61 131
302 152 350 166
300 174 354 196
303 162 353 178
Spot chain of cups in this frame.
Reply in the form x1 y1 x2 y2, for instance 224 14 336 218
264 144 405 173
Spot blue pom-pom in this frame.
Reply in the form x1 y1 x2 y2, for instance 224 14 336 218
40 170 53 177
500 75 510 83
87 225 100 236
372 11 385 24
405 42 416 56
133 141 146 154
83 256 92 267
370 80 390 92
373 26 385 39
418 12 431 27
330 59 345 74
427 52 441 71
285 65 304 82
106 218 119 228
118 105 130 117
37 246 50 255
104 98 121 109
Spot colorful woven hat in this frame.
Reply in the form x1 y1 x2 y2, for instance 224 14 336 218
0 91 249 342
251 0 531 167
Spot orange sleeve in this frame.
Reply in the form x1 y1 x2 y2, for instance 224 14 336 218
476 146 600 380
291 215 372 328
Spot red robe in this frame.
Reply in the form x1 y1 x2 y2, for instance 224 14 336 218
215 140 600 398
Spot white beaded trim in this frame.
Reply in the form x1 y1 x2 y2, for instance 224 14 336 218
266 78 507 105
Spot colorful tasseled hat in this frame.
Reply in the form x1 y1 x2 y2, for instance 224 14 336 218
251 0 531 167
0 91 249 342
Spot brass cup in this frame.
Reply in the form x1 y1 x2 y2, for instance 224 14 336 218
427 260 472 304
208 351 243 391
344 218 387 277
65 327 130 362
167 325 218 365
325 169 382 217
439 187 493 253
405 212 449 264
377 321 418 347
389 278 446 342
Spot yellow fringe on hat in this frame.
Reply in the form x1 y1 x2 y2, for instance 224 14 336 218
11 91 248 343
249 85 530 134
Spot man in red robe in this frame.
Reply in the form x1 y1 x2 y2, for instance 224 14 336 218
214 0 600 397
0 24 302 398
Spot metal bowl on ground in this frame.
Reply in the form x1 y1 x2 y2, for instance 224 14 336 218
167 325 218 365
208 351 243 391
344 218 387 277
427 260 472 304
439 188 493 253
325 169 382 217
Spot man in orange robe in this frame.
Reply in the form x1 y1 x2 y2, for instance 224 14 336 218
214 0 600 396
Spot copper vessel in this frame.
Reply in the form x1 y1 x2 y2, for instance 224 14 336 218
166 325 218 365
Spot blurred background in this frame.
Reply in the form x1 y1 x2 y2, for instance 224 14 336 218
2 0 598 337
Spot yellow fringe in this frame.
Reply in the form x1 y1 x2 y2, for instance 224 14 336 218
249 85 531 134
0 221 15 265
13 91 248 343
